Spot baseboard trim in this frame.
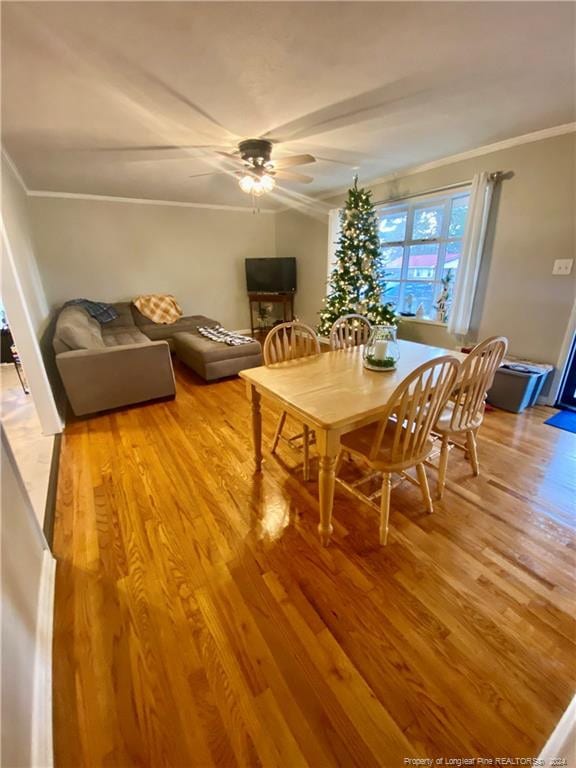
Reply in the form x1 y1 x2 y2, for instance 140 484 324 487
43 433 62 550
32 551 56 768
538 694 576 762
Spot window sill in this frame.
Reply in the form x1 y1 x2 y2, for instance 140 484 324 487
399 316 448 328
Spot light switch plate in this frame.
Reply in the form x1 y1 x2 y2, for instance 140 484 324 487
552 259 574 276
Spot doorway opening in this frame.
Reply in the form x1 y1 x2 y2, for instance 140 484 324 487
0 297 55 527
557 334 576 411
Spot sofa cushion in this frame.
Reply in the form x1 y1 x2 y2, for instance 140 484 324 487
102 328 150 347
55 306 105 351
102 302 138 330
173 331 263 381
132 308 220 341
173 331 262 363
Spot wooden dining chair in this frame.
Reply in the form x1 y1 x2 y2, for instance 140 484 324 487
263 322 321 480
433 335 508 498
336 355 459 545
329 314 371 350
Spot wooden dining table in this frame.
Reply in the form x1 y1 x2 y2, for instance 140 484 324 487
240 340 465 545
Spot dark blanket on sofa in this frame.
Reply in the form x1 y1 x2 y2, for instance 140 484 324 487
64 298 118 324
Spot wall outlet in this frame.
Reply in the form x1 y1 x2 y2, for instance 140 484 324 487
552 259 574 276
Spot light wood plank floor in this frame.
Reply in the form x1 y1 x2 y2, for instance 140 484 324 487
53 361 576 767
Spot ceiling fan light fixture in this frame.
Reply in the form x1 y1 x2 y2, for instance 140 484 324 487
260 174 276 192
250 179 266 197
238 172 275 196
239 174 255 193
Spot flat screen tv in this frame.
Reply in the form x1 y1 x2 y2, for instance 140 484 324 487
245 257 297 294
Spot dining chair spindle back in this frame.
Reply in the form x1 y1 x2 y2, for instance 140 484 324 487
433 335 508 497
263 322 321 480
337 354 460 544
263 322 320 365
329 314 372 350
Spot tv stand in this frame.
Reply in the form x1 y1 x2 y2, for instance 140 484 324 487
248 292 295 337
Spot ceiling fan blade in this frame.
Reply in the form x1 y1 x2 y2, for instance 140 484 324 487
263 76 433 144
275 170 314 184
271 154 316 169
91 144 220 153
215 150 241 159
215 151 248 168
315 155 357 166
188 171 228 179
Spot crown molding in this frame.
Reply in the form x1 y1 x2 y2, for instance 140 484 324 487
319 122 576 203
1 147 274 212
26 189 276 213
1 147 28 193
6 122 574 215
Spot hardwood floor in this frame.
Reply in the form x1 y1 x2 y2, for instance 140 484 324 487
52 361 576 767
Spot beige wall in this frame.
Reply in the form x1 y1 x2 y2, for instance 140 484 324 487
275 208 329 327
1 428 53 767
30 197 276 330
1 156 63 435
1 157 49 335
279 132 576 365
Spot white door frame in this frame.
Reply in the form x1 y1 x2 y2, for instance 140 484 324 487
1 219 62 435
545 297 576 406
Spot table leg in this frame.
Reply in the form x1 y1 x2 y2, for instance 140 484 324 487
248 384 262 472
302 424 310 481
316 429 340 546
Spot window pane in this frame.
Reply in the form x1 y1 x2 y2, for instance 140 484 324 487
403 282 436 318
379 209 407 243
381 281 400 309
381 246 404 280
444 241 461 279
407 244 438 280
448 194 470 237
412 205 444 240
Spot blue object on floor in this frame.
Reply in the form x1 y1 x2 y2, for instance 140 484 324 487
544 410 576 434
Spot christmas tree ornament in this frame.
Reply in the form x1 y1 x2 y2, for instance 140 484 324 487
317 176 397 337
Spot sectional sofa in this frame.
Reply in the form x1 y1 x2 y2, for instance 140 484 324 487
53 302 262 416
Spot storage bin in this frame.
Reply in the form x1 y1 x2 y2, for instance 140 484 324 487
486 365 549 413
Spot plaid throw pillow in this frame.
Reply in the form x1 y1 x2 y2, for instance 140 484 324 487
133 294 183 324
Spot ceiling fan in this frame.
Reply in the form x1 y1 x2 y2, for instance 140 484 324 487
192 138 316 196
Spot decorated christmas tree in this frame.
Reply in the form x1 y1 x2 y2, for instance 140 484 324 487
318 176 397 337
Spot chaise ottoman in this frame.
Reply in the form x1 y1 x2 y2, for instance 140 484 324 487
173 331 263 381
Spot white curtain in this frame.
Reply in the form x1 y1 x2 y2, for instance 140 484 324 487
448 172 495 336
327 208 342 279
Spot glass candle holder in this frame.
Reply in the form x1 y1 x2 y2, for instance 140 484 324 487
363 325 400 371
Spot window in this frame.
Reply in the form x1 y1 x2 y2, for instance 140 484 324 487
377 189 470 321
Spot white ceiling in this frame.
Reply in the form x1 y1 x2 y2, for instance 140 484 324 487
2 2 575 210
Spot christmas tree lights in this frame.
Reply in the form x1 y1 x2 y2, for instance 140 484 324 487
318 176 397 337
